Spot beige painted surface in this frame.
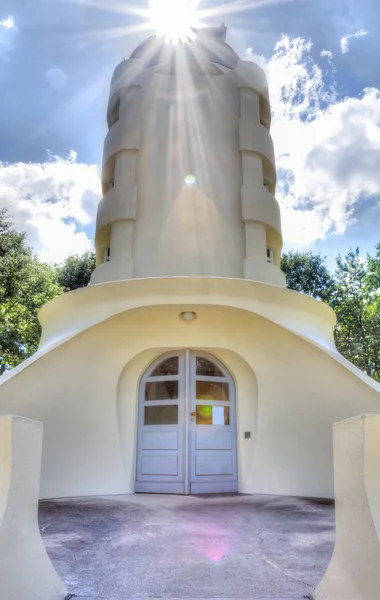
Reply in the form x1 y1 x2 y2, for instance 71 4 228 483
0 293 379 500
314 414 380 600
91 28 285 286
0 30 379 502
0 416 67 598
36 277 336 353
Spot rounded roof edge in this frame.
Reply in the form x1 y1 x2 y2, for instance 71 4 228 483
129 27 240 70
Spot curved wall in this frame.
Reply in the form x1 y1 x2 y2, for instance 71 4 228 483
91 35 285 287
116 346 258 494
0 303 378 499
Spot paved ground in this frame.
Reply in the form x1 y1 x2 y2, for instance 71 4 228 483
39 494 335 600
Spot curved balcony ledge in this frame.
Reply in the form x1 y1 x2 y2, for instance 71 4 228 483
96 187 137 234
241 187 282 237
109 58 147 101
236 60 271 125
236 60 269 99
244 258 286 287
239 120 275 170
103 118 140 169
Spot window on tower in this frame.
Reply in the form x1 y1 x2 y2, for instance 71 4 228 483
108 97 120 127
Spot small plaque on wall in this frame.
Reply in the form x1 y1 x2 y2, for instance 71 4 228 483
244 431 251 439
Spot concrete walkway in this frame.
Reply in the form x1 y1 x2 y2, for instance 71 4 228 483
39 494 334 599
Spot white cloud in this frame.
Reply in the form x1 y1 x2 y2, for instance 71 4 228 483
246 35 380 249
0 151 101 263
0 15 14 29
320 49 333 64
340 29 367 54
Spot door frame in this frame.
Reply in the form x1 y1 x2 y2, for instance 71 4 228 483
135 350 186 494
188 349 238 494
135 349 238 494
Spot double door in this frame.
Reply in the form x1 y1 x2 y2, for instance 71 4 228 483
136 350 238 494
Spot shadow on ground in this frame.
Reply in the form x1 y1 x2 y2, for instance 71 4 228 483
39 494 334 599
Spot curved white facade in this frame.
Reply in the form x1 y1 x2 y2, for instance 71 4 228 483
91 27 284 286
0 27 378 500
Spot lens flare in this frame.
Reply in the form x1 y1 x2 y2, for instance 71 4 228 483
148 0 201 44
184 174 196 185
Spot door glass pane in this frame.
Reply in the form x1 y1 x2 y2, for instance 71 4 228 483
145 405 178 425
196 405 230 425
150 356 179 377
196 381 229 401
145 381 178 400
196 357 224 377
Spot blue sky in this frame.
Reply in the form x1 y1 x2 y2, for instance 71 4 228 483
0 0 379 268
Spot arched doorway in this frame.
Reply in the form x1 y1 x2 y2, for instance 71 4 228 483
136 350 238 494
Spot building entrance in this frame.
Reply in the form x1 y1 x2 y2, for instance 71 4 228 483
136 350 238 494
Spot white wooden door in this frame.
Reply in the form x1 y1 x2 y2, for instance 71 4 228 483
189 352 238 494
135 352 186 494
135 350 238 494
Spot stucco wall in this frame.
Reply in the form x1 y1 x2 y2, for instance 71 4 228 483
92 53 285 287
0 304 378 500
132 71 245 279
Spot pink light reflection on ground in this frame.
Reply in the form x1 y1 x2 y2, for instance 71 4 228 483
181 507 242 563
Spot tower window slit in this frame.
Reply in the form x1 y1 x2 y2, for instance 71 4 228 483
109 98 120 127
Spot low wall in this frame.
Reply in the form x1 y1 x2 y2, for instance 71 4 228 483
314 414 380 599
0 415 67 599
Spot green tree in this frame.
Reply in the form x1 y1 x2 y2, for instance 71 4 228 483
56 251 96 292
0 209 63 374
331 248 380 382
366 242 380 291
281 250 334 302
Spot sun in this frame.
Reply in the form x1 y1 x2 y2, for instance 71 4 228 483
148 0 202 45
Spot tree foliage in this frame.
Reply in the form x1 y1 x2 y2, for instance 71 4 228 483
0 210 63 374
366 243 380 291
56 251 96 292
281 250 334 302
282 248 380 382
331 248 380 381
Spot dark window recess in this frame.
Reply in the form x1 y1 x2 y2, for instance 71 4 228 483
109 98 120 126
150 356 179 377
144 405 178 425
196 357 224 377
145 380 179 401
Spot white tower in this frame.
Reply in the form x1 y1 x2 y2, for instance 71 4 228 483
3 25 376 502
91 26 285 286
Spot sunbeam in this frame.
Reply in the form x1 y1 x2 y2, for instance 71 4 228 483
48 0 293 50
199 0 290 19
148 0 202 44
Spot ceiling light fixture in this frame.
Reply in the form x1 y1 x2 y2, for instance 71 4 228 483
180 311 196 322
